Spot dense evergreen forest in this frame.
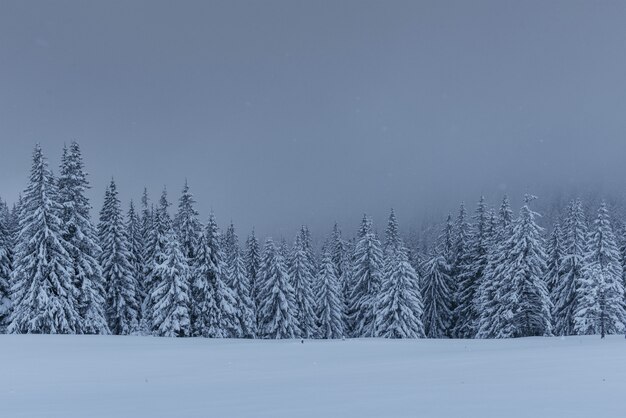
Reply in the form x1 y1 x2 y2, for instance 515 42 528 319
0 143 624 339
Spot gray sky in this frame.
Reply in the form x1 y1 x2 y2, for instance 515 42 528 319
2 0 626 239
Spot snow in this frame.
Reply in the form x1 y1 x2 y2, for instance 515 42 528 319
1 335 625 418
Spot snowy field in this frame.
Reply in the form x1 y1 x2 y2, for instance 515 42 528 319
1 335 625 418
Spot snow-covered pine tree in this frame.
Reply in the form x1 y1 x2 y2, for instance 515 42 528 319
257 238 296 339
191 213 238 338
553 199 587 336
316 248 344 339
384 208 402 257
8 145 81 334
449 202 470 337
0 204 12 329
140 188 172 333
476 196 515 338
126 201 144 326
545 222 564 296
422 217 454 338
229 247 257 338
138 188 152 299
223 223 256 338
98 181 139 335
375 244 425 338
483 195 552 338
288 226 317 338
454 197 489 338
58 142 108 334
245 229 262 316
174 180 201 260
223 222 237 267
574 202 626 337
348 215 383 337
151 233 191 337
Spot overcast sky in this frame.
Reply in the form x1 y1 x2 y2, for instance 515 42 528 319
2 0 626 239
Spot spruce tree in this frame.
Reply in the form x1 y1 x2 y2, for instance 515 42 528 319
553 199 587 335
316 249 344 339
422 220 453 338
138 188 152 301
0 206 12 329
545 222 564 296
481 195 552 338
245 229 262 317
449 203 470 336
348 215 383 337
574 202 626 337
9 145 80 334
140 188 172 333
288 226 317 338
476 196 515 338
58 142 108 334
126 201 144 326
224 223 256 338
454 196 489 338
191 213 238 338
151 233 191 337
99 181 139 335
257 238 296 339
230 248 257 338
375 246 425 338
174 180 201 260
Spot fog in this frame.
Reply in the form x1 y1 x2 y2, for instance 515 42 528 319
1 0 626 239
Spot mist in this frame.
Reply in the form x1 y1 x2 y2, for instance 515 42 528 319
2 0 626 239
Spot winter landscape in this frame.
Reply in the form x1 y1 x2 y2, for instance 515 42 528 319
2 1 626 417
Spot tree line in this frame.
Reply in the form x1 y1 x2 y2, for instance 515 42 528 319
0 143 623 339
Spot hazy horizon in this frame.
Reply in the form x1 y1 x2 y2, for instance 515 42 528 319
3 1 626 239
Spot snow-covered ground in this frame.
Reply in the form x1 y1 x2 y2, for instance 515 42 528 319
1 335 625 418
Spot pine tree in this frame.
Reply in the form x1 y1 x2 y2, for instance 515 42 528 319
375 246 425 338
480 195 552 338
545 222 564 295
288 226 317 338
138 188 152 302
348 215 383 337
151 233 191 337
245 229 262 318
257 238 296 339
223 222 238 267
224 223 256 338
329 223 350 330
384 208 402 256
476 196 515 338
191 213 238 338
454 196 489 338
229 249 257 338
574 202 626 337
99 181 139 335
316 249 344 339
0 204 12 329
126 201 144 326
553 199 587 336
174 180 201 260
8 145 80 334
449 203 470 336
422 219 454 338
140 188 172 333
58 142 108 334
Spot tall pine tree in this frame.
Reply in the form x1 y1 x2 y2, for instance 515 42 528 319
59 142 108 334
99 180 138 335
574 202 626 337
288 226 317 338
257 238 296 339
9 145 80 334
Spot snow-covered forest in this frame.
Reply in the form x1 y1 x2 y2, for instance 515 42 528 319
1 143 625 339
